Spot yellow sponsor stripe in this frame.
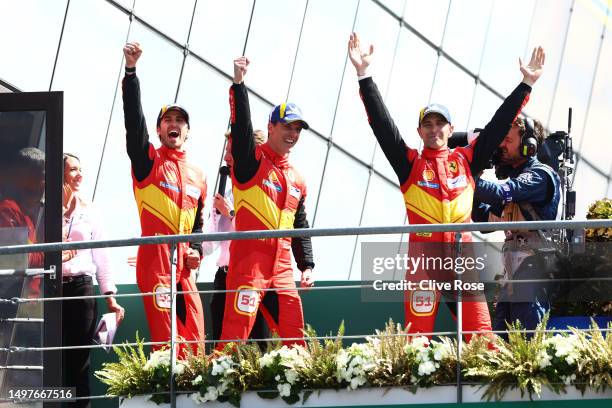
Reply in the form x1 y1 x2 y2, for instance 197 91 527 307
233 185 297 230
135 184 181 233
448 186 474 223
404 184 443 223
406 203 442 224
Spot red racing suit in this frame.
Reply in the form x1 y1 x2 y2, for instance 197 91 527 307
0 199 44 268
122 72 206 356
218 83 314 349
359 76 531 341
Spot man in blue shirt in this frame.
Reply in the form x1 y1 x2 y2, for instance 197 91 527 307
473 117 561 335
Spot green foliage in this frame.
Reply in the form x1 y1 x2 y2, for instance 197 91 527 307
586 198 612 241
300 323 344 389
95 321 612 406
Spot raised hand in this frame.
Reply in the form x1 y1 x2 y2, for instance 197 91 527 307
123 42 142 68
233 56 250 84
348 32 374 76
519 46 545 87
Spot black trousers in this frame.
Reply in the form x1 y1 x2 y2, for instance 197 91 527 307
210 266 278 351
62 276 97 408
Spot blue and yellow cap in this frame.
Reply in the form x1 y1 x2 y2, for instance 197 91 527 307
269 102 309 130
418 103 451 126
156 104 190 128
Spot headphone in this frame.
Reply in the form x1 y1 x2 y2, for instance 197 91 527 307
520 117 538 157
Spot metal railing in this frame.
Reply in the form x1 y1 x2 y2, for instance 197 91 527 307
1 218 611 407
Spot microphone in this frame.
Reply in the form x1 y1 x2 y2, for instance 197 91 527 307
216 166 230 215
218 166 230 197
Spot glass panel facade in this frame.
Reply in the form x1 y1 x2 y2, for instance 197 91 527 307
0 109 47 395
1 0 609 284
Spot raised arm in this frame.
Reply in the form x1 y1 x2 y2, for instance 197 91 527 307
122 41 154 182
229 56 259 184
470 47 546 175
348 32 412 185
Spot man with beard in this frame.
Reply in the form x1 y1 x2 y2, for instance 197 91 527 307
122 41 206 356
473 117 560 335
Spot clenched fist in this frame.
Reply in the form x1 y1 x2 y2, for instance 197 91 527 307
123 42 142 68
233 56 250 84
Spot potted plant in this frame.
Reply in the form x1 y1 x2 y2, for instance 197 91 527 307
548 198 612 329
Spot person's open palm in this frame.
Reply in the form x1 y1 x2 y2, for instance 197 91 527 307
348 32 374 76
520 46 545 86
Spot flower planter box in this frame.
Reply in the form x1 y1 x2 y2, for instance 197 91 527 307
119 386 612 407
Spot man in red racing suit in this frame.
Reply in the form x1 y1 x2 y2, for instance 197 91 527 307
122 42 206 356
218 56 315 349
348 33 546 341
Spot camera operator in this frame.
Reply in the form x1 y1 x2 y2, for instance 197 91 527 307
472 117 561 336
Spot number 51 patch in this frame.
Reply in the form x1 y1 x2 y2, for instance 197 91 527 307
234 286 260 315
410 290 437 316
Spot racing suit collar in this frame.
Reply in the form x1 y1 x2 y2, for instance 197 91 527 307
260 142 290 169
421 146 450 159
159 145 187 161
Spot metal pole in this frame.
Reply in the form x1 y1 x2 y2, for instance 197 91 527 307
454 232 463 404
169 243 177 408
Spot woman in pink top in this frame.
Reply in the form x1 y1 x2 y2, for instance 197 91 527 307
62 153 124 407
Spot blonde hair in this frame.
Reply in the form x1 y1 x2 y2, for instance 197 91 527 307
224 129 267 146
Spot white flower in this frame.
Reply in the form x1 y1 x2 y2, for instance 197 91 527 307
211 362 225 376
350 376 366 390
416 350 431 363
275 374 281 381
565 353 578 365
190 392 206 404
144 349 171 370
417 361 436 376
285 369 299 385
430 340 452 361
277 382 292 397
173 363 185 375
211 356 234 376
411 336 430 349
259 352 275 368
544 334 579 366
204 386 219 401
192 375 203 386
536 350 552 369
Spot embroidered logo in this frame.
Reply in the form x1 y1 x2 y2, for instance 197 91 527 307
289 185 301 199
185 184 201 199
422 169 435 181
417 181 440 189
447 175 467 189
160 181 180 193
263 171 283 192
